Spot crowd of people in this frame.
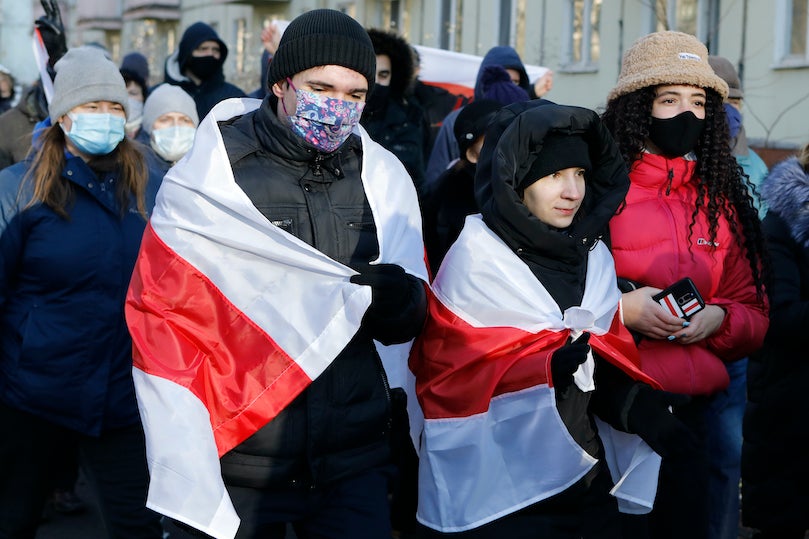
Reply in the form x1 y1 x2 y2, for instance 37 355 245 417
0 6 806 539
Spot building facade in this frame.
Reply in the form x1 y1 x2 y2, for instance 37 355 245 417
1 0 806 149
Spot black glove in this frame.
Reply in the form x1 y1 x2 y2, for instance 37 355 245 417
350 263 412 319
626 385 699 460
551 333 591 394
35 0 67 69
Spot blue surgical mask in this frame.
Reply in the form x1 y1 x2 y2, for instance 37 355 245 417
62 112 126 155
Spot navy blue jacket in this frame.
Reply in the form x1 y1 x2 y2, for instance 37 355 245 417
0 152 161 436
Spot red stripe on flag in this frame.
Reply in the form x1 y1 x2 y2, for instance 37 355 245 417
127 224 312 456
411 291 566 419
410 292 661 420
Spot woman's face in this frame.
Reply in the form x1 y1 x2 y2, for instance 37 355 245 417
522 167 586 228
126 81 145 103
651 84 707 120
60 100 126 131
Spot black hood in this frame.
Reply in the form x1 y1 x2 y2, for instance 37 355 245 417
475 100 629 268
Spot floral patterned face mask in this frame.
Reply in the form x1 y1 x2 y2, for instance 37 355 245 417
281 78 365 153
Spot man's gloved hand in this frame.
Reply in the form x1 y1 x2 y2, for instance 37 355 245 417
350 263 412 319
35 0 67 68
627 385 699 460
551 333 591 393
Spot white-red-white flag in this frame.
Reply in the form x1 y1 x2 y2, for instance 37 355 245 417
410 215 661 532
126 98 428 539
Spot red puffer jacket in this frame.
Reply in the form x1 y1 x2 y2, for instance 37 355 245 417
609 152 768 395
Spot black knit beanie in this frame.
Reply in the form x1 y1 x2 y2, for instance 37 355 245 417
519 134 591 191
267 9 376 91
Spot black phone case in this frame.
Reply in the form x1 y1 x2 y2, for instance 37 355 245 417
652 277 705 319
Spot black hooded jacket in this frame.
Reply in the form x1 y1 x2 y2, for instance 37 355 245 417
164 22 245 119
475 101 630 311
471 101 636 515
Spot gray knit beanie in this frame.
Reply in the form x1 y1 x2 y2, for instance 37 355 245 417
608 31 728 102
49 46 130 122
267 9 376 91
141 84 199 135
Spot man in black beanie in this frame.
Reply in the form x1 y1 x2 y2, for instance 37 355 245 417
153 8 428 539
163 21 245 119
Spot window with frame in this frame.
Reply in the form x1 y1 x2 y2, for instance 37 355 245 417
776 0 809 66
563 0 601 71
647 0 720 51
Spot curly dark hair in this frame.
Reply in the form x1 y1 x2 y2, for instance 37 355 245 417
601 87 769 296
366 28 415 100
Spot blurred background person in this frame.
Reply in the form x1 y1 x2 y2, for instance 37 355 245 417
0 46 164 539
0 64 23 114
138 83 199 174
702 54 769 539
362 28 429 194
424 45 533 188
742 142 809 539
163 21 245 119
422 98 501 271
120 51 151 139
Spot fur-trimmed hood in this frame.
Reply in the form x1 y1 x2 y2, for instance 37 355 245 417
762 156 809 247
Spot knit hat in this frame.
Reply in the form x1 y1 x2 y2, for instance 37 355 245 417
608 31 728 102
49 46 130 122
479 65 530 106
518 134 591 191
120 52 150 96
708 56 743 99
267 9 376 91
178 22 228 69
141 84 199 135
454 99 502 157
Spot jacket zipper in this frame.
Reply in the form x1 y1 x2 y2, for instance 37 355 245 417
665 167 674 196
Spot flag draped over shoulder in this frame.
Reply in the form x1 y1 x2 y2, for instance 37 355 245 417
410 215 661 533
126 98 428 539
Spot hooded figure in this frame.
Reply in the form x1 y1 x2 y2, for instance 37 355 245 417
424 45 533 187
163 21 245 118
412 101 691 536
361 29 428 193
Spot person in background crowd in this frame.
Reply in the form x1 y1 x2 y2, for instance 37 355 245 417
422 98 502 271
412 100 689 538
137 83 199 174
708 55 769 218
163 21 246 119
128 9 428 539
410 46 470 158
0 46 163 539
0 0 66 170
362 28 429 195
0 64 23 114
0 80 49 170
601 31 769 539
120 52 150 139
700 54 769 539
741 142 809 539
248 22 282 99
424 45 534 188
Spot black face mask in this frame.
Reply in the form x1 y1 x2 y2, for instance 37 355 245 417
648 111 705 158
185 55 222 81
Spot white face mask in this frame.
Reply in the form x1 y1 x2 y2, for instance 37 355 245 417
151 125 196 162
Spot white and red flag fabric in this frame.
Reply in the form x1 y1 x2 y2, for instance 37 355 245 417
126 98 428 539
410 215 662 532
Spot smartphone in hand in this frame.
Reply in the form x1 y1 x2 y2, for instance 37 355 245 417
652 277 705 320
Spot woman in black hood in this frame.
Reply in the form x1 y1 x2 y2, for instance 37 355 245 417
412 102 693 538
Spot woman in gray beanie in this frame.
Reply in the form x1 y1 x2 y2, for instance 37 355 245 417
0 46 163 538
